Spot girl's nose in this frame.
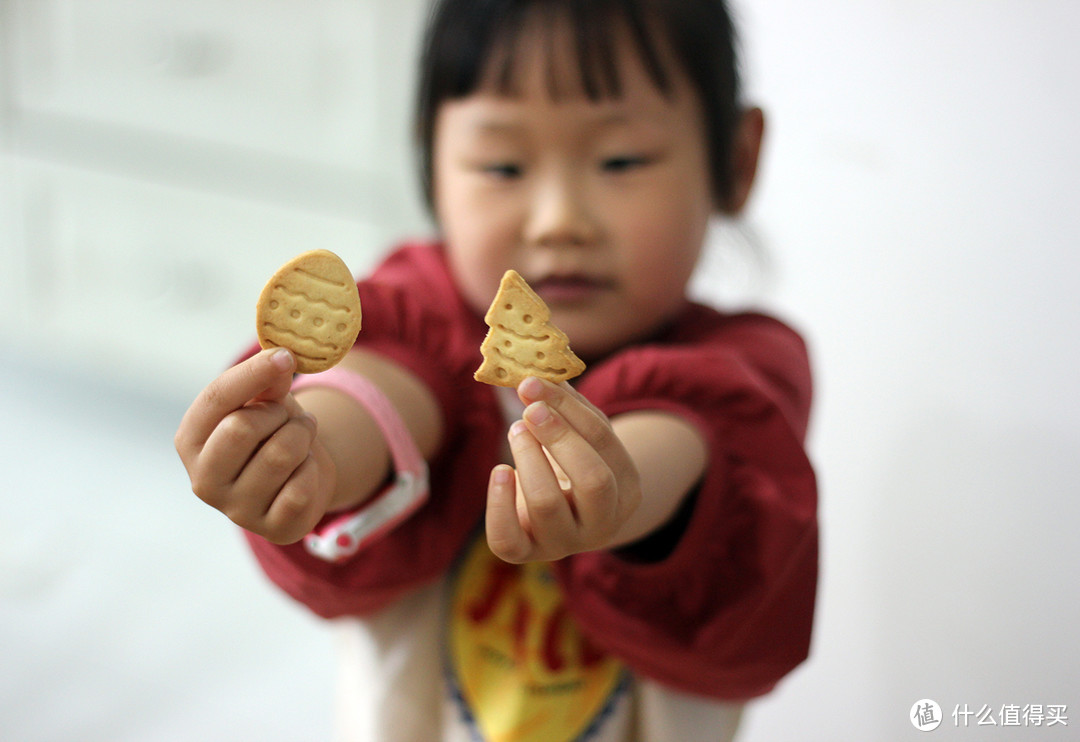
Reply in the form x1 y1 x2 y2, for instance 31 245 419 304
524 173 599 248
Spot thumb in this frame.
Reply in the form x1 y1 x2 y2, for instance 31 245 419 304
177 347 298 453
250 347 298 403
256 348 312 419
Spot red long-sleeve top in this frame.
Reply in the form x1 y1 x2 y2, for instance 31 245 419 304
243 243 818 700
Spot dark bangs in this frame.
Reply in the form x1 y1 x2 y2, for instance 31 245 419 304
416 0 742 210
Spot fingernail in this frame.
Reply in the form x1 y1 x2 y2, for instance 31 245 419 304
492 465 513 486
523 401 551 426
270 348 294 371
509 420 529 438
519 376 544 400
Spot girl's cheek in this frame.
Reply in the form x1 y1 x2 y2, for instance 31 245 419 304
445 220 518 315
626 207 706 298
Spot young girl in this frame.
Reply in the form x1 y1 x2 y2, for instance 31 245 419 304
175 0 817 739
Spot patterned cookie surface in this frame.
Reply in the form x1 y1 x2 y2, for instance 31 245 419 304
256 249 362 373
475 270 585 387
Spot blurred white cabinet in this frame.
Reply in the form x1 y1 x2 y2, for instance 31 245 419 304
11 0 390 167
11 163 385 391
1 0 432 394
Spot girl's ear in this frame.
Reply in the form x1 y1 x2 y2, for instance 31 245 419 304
723 106 765 215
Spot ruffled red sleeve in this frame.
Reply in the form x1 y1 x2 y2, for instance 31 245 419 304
243 244 502 618
554 308 818 700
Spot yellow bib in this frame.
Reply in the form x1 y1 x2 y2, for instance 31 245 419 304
448 537 626 742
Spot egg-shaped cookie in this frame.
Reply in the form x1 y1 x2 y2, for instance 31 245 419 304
256 249 362 373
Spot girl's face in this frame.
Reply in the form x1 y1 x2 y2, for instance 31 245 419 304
433 22 714 361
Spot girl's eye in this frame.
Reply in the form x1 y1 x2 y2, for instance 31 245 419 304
601 155 650 173
482 163 523 179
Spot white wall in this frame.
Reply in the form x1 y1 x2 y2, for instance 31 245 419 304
733 1 1080 739
2 1 1077 740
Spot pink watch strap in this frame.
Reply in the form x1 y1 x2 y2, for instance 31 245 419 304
291 367 429 562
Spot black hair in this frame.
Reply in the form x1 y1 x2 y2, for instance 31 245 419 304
415 0 743 212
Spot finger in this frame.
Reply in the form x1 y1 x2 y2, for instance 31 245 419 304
260 452 327 544
177 348 296 453
519 377 631 473
228 412 319 522
520 401 617 532
519 377 601 417
508 420 577 549
557 379 606 418
485 465 532 563
195 401 292 498
278 390 308 419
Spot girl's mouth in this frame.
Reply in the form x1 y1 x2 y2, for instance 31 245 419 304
531 275 610 304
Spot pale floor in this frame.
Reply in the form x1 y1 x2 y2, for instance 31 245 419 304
0 353 337 741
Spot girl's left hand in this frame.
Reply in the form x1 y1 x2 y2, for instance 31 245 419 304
485 377 642 563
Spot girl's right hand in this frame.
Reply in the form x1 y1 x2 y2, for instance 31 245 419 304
175 348 336 544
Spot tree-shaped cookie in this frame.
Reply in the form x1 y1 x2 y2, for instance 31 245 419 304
474 269 586 387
